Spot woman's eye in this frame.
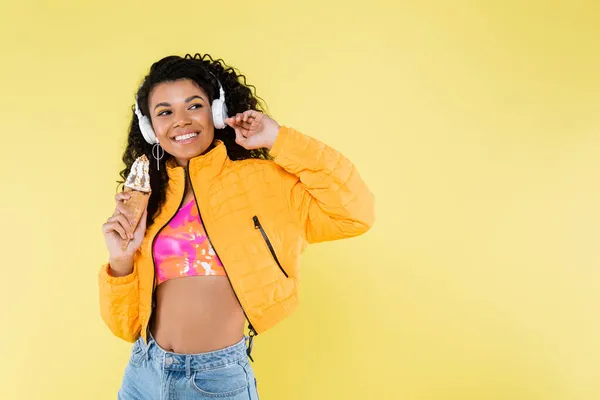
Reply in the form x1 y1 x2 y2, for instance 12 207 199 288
157 110 171 117
189 104 203 110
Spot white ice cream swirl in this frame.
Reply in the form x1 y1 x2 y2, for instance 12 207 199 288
124 155 151 192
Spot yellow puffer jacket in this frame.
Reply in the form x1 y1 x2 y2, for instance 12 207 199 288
98 127 375 343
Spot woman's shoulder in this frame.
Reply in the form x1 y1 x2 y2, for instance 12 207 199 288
228 157 280 174
222 157 293 184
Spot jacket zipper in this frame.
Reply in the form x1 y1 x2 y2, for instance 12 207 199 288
146 183 186 342
185 166 258 361
253 216 288 278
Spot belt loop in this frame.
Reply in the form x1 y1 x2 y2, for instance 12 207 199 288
144 328 152 361
185 356 192 379
138 336 151 361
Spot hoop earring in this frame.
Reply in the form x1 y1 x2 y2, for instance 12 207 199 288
152 142 165 171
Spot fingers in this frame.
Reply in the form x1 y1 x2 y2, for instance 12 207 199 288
236 118 254 133
114 214 134 238
114 202 134 223
231 123 249 139
236 111 254 124
103 220 128 241
249 115 261 129
134 209 148 235
241 110 260 125
226 111 262 141
113 191 132 217
225 116 249 132
242 110 260 121
234 128 246 145
103 214 134 240
115 191 131 202
229 111 259 126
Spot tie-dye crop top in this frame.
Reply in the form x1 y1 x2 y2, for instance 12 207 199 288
152 198 226 285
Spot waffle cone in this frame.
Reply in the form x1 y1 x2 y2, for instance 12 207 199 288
121 187 150 250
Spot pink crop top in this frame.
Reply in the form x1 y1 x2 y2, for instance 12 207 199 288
153 198 226 285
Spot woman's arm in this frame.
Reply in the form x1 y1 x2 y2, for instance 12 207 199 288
98 193 148 342
270 126 375 243
98 260 141 342
225 111 375 243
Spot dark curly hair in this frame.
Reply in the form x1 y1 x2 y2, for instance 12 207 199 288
117 53 272 227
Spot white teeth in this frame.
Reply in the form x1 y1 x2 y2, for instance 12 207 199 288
174 132 198 141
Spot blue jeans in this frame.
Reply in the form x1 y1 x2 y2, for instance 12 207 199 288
118 332 259 399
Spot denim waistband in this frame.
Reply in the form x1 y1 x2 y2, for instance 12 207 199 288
139 332 249 374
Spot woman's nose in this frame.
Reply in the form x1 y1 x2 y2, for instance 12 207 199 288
172 114 192 128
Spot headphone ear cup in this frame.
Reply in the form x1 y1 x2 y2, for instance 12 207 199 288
212 98 228 129
139 115 158 144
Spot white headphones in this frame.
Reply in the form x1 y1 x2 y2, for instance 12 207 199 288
134 77 229 145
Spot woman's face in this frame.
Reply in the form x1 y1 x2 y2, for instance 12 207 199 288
148 79 215 167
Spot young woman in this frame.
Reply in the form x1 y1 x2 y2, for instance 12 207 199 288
98 53 374 399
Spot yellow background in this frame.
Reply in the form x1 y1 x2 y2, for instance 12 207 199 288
1 1 599 399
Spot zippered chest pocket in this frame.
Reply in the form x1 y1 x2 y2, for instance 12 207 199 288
253 216 288 278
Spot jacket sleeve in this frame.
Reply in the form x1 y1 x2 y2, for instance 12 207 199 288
98 261 141 343
269 126 375 244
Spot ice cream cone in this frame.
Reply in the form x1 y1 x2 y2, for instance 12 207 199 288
121 188 150 250
121 154 152 250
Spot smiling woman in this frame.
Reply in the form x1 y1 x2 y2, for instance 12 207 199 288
122 54 274 227
98 53 375 399
150 81 220 165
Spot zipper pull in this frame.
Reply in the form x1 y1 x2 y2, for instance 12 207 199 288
247 335 254 362
247 322 257 362
249 323 257 337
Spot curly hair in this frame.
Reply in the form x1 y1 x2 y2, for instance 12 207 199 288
118 53 272 227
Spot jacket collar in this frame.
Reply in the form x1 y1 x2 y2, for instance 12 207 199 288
165 140 229 184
